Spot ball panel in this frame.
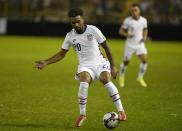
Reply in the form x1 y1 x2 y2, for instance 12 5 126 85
103 112 119 129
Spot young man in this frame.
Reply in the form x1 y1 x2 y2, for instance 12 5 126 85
119 4 148 87
34 8 126 127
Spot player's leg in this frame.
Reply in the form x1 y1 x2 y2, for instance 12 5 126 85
137 45 148 87
99 71 126 121
138 54 147 79
120 61 130 77
79 71 91 115
75 70 93 127
119 60 129 87
119 46 134 87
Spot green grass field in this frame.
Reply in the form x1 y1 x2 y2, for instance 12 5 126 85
0 36 182 131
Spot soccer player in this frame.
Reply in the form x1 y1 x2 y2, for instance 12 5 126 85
119 4 148 87
34 8 126 127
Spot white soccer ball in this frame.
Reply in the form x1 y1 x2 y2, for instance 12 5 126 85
103 112 120 129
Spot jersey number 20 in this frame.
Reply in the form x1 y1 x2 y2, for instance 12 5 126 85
73 43 81 51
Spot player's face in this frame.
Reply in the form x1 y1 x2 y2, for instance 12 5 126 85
131 6 140 19
70 16 84 33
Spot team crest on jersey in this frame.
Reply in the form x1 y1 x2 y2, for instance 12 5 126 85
87 34 93 41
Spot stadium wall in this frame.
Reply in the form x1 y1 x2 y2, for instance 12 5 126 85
6 20 182 41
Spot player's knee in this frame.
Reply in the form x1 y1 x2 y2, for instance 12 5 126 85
142 60 147 64
99 73 110 85
80 72 92 83
81 77 91 83
139 54 147 64
100 77 110 85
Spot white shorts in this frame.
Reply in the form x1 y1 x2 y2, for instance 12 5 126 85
124 43 147 61
75 61 110 83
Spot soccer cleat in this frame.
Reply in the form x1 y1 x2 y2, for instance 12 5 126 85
137 78 147 87
118 111 126 121
119 77 125 87
75 114 86 127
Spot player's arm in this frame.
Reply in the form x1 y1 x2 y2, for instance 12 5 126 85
101 41 117 79
139 28 148 43
143 28 148 42
118 27 134 38
34 49 68 69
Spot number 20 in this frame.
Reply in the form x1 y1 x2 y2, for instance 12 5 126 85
73 43 81 51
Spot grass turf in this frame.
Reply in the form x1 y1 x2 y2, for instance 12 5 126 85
0 36 182 131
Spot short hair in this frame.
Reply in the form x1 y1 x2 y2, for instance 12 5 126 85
68 8 83 17
131 3 140 9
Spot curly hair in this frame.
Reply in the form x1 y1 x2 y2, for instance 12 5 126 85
68 8 83 17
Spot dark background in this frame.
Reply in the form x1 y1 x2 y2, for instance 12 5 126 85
0 0 182 41
7 21 182 41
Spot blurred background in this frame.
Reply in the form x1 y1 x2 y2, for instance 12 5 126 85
0 0 182 40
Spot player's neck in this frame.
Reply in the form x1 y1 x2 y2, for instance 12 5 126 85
76 24 87 34
132 16 140 20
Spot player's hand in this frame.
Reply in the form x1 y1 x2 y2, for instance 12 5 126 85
127 34 134 38
140 37 147 43
34 60 47 69
139 38 144 43
111 66 118 79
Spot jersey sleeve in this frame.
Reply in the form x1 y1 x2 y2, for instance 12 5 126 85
62 33 71 51
143 18 148 29
121 18 129 29
93 26 106 44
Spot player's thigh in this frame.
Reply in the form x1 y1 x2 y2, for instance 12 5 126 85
138 54 147 63
95 61 111 84
124 46 135 61
136 45 147 63
76 66 96 84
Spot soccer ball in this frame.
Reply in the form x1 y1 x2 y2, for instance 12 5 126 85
103 112 120 129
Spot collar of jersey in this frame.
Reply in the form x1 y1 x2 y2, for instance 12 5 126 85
75 24 87 34
132 16 141 21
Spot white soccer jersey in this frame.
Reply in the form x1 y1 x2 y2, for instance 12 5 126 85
62 25 107 66
121 16 147 47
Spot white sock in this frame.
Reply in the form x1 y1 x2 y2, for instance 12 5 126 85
138 63 147 78
120 63 127 77
104 82 124 111
79 82 89 115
